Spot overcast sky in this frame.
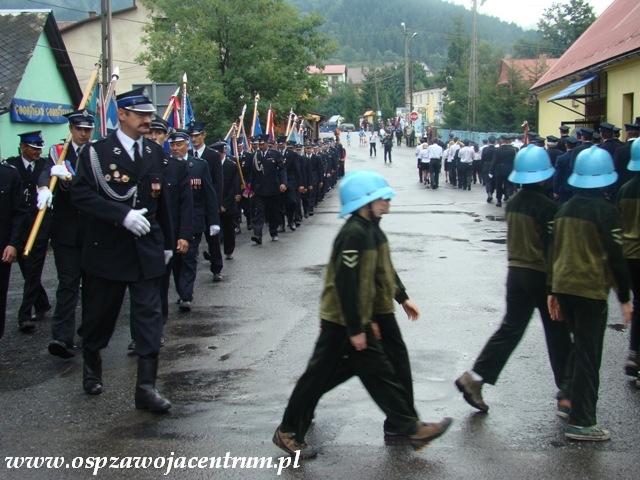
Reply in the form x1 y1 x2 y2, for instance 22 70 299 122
445 0 615 29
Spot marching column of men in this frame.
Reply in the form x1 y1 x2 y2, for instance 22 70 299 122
0 89 342 412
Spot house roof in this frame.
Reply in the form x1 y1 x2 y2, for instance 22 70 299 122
347 66 367 84
308 64 347 75
498 57 558 86
0 10 81 111
531 0 640 91
58 4 138 33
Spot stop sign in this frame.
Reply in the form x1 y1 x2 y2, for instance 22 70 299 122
409 111 419 122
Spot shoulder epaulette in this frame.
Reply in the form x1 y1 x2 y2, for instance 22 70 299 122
0 160 16 169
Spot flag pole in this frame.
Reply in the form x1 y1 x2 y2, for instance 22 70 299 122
162 87 180 121
181 73 188 129
24 64 101 257
236 104 247 139
250 93 260 137
285 108 293 137
223 122 235 141
231 123 247 190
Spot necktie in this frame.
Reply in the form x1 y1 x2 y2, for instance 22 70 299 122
133 141 142 163
27 163 33 174
194 150 199 159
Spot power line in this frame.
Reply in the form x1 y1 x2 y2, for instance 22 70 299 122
35 42 142 66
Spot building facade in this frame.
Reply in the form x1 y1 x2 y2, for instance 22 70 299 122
1 10 81 158
531 0 640 138
412 87 446 126
60 1 150 91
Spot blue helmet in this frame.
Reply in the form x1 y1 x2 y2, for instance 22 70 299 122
338 170 396 217
627 138 640 171
568 146 617 188
508 145 555 184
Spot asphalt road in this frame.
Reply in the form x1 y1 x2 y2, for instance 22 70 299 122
1 140 638 479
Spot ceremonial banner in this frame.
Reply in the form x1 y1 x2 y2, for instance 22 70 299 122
9 98 73 124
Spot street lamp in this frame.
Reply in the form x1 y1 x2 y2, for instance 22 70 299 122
401 23 418 112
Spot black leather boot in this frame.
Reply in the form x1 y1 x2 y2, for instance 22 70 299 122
82 350 103 395
135 356 171 413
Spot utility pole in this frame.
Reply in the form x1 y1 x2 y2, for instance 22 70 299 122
401 23 418 112
467 0 482 130
374 70 381 116
100 0 113 90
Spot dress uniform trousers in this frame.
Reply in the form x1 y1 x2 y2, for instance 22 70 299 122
252 195 280 238
16 232 50 323
473 267 572 395
429 159 441 188
173 232 203 302
50 241 82 345
556 294 608 427
281 321 419 442
82 273 162 357
220 213 236 256
0 259 11 339
285 189 300 228
204 230 223 275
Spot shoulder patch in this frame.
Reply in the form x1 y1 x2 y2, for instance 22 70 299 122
342 250 359 268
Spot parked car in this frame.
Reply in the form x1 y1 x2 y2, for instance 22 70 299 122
339 123 355 132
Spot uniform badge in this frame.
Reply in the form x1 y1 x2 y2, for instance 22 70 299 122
113 147 122 155
122 175 130 183
151 176 162 198
188 161 193 168
113 171 121 179
105 174 112 181
145 146 152 154
109 164 117 170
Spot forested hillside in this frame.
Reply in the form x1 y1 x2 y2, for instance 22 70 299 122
290 0 538 69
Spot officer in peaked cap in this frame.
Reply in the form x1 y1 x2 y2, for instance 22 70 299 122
612 122 640 193
6 131 51 333
39 109 95 358
70 87 175 412
282 138 304 231
128 116 192 352
188 122 223 280
168 129 219 308
558 125 571 152
212 139 241 261
598 122 618 158
248 133 287 244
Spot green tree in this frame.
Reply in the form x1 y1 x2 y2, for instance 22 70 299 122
537 0 596 55
138 0 335 138
314 83 363 123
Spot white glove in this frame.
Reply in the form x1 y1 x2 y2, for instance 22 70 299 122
164 250 173 265
122 208 151 237
37 187 53 209
209 225 221 236
51 164 72 181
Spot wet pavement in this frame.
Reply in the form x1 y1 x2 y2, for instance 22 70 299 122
1 141 639 479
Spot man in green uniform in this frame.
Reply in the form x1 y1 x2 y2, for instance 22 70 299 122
548 146 632 441
273 170 451 459
616 138 640 387
456 145 572 416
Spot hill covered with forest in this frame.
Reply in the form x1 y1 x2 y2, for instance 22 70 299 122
290 0 539 69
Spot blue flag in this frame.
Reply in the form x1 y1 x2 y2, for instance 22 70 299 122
183 94 196 130
252 113 262 137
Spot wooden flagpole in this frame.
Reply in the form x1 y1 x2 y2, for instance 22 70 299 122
24 64 101 256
